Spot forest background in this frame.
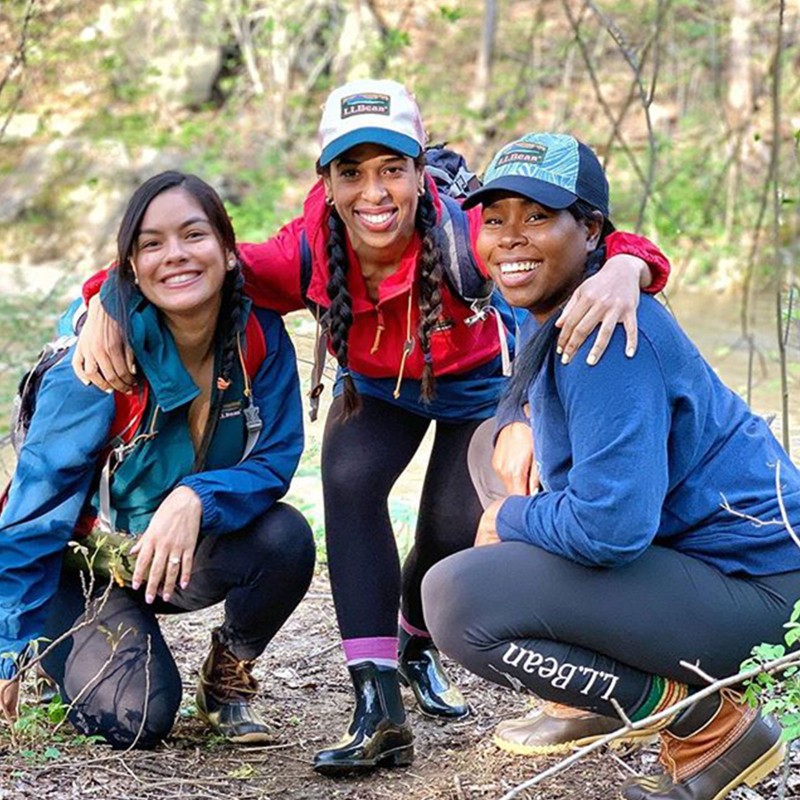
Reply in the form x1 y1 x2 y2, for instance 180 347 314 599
0 2 799 799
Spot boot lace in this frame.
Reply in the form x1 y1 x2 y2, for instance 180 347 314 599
205 644 259 702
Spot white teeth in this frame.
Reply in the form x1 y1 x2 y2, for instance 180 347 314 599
359 211 393 225
164 272 199 286
500 261 539 274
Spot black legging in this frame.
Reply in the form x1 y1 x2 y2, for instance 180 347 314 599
423 542 800 719
321 394 484 640
41 502 315 749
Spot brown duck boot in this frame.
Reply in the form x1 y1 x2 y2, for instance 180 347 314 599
195 628 273 744
494 701 660 756
620 690 785 800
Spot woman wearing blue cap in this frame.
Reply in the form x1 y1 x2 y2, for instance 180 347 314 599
72 81 671 772
422 132 800 800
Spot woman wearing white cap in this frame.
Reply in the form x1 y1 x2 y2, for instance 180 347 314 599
73 80 671 772
423 133 800 800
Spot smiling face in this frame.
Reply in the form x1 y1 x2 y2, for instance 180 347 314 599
477 193 602 322
130 187 228 320
322 143 425 262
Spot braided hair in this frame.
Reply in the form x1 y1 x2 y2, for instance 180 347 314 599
504 200 616 411
114 171 248 391
325 205 360 416
323 156 447 417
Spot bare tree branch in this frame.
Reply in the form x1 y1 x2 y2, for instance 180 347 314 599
0 0 37 142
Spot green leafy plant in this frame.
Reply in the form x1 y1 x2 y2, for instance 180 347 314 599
5 695 105 762
741 598 800 742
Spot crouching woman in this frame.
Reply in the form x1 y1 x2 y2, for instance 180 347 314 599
423 133 800 800
0 172 315 749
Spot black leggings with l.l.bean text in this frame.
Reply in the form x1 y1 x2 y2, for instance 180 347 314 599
423 542 800 719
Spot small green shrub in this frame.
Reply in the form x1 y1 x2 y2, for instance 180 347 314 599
741 598 800 743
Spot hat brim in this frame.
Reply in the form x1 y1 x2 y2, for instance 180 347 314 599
319 128 422 167
462 175 577 210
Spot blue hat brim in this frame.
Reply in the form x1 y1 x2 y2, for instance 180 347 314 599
462 175 577 210
319 129 422 167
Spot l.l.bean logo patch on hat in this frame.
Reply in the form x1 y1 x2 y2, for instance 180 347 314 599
341 93 391 119
496 141 548 168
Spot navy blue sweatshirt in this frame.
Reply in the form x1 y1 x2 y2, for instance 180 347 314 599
497 297 800 576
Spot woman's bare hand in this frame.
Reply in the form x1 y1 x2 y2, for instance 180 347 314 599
475 499 504 547
72 295 136 393
555 254 650 366
492 421 539 495
0 678 19 723
130 486 202 604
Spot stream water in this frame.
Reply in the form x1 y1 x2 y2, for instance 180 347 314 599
669 288 800 457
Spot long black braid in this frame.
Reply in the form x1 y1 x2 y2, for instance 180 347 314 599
325 207 360 416
216 258 247 388
505 202 616 411
415 185 444 403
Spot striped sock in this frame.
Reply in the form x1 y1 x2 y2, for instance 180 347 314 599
342 636 398 669
631 675 689 722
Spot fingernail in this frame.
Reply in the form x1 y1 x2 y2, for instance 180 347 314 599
131 363 137 374
145 593 154 604
561 353 570 365
80 377 90 386
587 354 597 366
626 347 635 357
162 593 171 602
556 346 563 355
181 581 189 589
131 580 140 590
104 387 113 394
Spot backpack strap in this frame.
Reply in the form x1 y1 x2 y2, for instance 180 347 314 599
299 229 331 423
437 194 493 305
437 196 512 376
299 230 314 305
238 311 267 462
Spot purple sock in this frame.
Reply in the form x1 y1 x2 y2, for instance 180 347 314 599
342 636 398 668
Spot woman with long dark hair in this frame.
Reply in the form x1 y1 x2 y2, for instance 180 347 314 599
423 133 800 800
0 172 314 749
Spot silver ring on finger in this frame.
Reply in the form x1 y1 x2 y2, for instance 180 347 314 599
168 556 181 567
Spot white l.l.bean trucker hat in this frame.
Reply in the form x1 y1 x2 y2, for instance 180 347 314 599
318 79 427 167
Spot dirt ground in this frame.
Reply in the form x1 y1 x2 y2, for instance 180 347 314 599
1 568 797 800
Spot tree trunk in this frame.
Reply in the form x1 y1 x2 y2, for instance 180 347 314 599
469 0 497 113
724 0 753 243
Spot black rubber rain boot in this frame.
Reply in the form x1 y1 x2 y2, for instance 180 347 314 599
313 662 414 775
398 628 469 719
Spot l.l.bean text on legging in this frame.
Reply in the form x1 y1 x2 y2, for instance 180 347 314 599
500 642 620 701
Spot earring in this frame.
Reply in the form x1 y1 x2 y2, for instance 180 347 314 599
325 196 335 207
129 259 139 285
226 254 236 271
417 185 425 197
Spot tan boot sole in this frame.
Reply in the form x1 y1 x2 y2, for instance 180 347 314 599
710 739 786 800
494 725 659 757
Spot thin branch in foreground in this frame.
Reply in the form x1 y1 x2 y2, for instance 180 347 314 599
124 633 153 753
499 648 800 799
